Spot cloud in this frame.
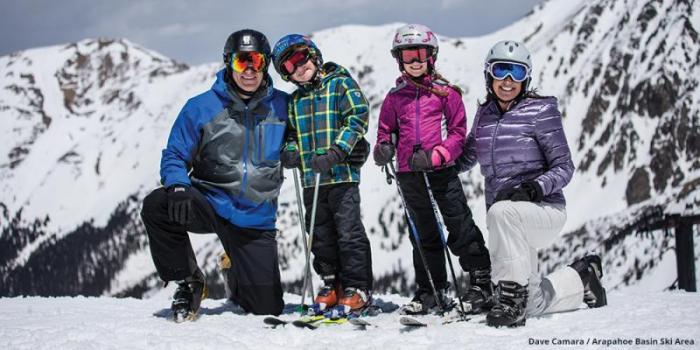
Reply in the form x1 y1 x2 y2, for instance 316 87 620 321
157 23 206 37
0 0 544 64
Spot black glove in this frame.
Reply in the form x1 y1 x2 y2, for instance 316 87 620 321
408 147 432 172
347 138 370 167
311 145 346 173
373 142 395 166
167 185 194 225
280 148 301 169
495 181 544 202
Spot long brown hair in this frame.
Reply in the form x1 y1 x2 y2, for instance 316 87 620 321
404 71 463 97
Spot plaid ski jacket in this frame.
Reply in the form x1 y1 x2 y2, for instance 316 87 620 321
287 62 369 188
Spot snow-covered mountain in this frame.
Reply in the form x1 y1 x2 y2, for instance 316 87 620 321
1 0 698 298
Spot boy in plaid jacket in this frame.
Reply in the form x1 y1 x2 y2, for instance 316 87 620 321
272 34 373 314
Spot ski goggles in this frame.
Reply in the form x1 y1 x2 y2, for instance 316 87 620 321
487 61 530 82
280 47 313 76
231 51 266 73
398 47 430 64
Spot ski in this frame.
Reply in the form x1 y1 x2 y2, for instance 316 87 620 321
264 304 381 329
399 313 473 327
292 315 347 329
400 315 428 327
292 318 321 329
348 317 373 328
263 315 326 328
263 316 290 327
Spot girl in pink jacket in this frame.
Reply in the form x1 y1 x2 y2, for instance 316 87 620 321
373 24 492 315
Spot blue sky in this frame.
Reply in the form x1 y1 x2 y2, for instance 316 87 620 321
0 0 543 65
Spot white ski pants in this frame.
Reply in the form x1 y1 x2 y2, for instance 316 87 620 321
486 200 584 316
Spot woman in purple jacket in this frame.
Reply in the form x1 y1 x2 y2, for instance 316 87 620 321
373 24 492 315
457 40 607 327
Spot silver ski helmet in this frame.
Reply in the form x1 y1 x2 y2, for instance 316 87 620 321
391 24 439 71
484 40 533 94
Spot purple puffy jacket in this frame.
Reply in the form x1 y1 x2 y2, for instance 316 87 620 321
456 97 575 209
376 75 466 172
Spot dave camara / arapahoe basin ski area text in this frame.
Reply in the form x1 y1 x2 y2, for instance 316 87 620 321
528 337 697 347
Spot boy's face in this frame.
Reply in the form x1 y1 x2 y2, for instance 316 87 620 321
290 59 317 83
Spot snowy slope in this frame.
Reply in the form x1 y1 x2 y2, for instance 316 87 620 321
1 291 700 350
1 0 699 298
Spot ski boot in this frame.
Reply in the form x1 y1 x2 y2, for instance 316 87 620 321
569 254 607 308
486 280 528 328
171 271 208 323
334 287 371 317
399 285 455 315
307 276 342 316
459 268 495 314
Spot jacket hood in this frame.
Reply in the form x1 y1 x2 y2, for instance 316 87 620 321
320 62 352 83
296 62 352 93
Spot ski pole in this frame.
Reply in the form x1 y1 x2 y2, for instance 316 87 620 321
288 142 314 305
422 171 468 320
293 165 314 304
300 149 324 312
388 162 445 315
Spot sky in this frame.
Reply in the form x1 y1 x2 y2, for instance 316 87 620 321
0 0 544 65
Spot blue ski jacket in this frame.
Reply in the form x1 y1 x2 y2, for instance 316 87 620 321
160 69 289 230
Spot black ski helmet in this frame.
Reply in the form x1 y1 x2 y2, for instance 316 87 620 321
223 29 271 72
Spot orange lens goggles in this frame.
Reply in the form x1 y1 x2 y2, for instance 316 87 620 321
231 51 266 73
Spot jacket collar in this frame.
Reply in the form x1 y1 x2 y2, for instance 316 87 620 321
212 68 274 112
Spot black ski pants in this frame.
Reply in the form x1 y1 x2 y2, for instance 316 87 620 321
140 187 283 315
397 167 491 292
303 182 373 290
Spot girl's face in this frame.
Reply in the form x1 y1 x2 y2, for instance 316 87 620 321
403 61 428 77
492 77 522 102
290 59 317 83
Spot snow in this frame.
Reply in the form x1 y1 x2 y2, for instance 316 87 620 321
1 292 699 350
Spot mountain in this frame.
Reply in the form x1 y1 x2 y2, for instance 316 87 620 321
1 0 698 298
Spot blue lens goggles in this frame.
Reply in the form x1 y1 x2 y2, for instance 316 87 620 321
488 61 530 82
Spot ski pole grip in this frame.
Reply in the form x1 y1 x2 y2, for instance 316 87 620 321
391 132 398 146
315 149 327 156
286 142 298 152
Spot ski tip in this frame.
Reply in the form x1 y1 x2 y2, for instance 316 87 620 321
292 320 319 330
349 318 372 328
263 316 288 327
399 316 427 327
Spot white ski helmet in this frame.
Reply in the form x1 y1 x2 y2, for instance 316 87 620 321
391 24 439 58
484 40 532 68
484 40 533 94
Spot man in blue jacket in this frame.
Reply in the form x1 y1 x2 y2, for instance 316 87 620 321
140 29 288 322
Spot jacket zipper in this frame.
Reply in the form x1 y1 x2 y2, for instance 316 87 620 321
414 88 421 147
491 110 503 179
240 105 249 199
258 121 263 163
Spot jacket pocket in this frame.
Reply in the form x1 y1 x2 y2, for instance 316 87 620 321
253 120 286 167
194 130 244 183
